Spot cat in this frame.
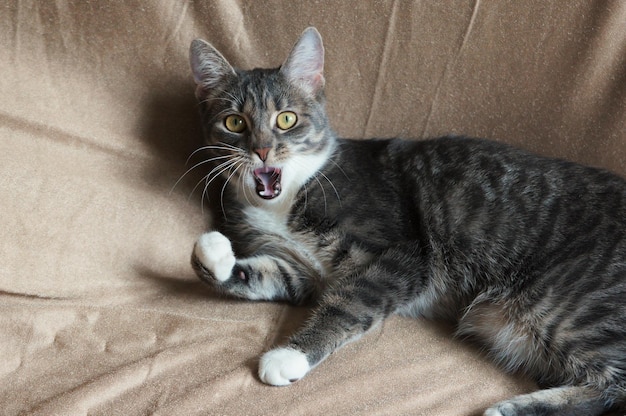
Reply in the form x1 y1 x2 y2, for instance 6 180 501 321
187 27 626 415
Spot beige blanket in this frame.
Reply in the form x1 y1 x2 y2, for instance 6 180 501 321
1 1 625 415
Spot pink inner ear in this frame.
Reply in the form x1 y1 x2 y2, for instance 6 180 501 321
311 73 324 89
288 59 324 93
282 28 325 93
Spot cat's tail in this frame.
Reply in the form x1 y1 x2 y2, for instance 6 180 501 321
484 384 623 416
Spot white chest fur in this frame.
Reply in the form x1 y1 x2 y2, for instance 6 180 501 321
242 205 292 239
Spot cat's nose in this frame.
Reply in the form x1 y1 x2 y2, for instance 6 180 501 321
254 147 271 162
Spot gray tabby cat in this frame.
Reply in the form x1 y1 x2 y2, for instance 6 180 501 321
188 27 626 415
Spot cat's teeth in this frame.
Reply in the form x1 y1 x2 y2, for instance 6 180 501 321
254 167 282 199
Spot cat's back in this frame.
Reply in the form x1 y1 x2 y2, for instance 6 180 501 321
387 136 626 222
393 136 625 192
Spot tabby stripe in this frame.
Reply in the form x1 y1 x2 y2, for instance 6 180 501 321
320 305 361 329
277 262 298 302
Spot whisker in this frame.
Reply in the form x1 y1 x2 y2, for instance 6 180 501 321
185 146 212 165
318 171 342 206
170 155 237 196
328 158 350 180
210 109 235 124
198 96 239 106
179 155 238 198
185 145 244 163
223 91 244 107
220 162 244 220
189 173 212 203
170 141 247 195
313 176 328 215
198 157 243 210
198 87 243 108
216 141 243 152
207 107 245 126
239 165 256 207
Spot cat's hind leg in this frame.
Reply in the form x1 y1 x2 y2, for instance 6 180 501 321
484 385 608 416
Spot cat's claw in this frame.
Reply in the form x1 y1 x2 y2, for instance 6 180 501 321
194 232 236 282
258 347 310 386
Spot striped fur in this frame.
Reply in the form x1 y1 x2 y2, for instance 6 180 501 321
188 28 626 415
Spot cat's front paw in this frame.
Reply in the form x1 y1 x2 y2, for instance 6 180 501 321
484 400 521 416
483 409 506 416
193 232 236 282
258 347 310 386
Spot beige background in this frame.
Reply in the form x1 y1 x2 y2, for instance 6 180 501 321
1 1 624 415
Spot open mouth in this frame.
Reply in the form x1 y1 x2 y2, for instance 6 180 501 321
253 167 282 199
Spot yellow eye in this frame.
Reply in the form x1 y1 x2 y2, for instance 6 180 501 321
224 115 246 133
276 111 297 130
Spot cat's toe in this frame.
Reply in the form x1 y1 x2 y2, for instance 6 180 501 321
194 232 236 282
258 347 310 386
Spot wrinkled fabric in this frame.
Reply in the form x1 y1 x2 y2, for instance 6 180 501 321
1 1 624 415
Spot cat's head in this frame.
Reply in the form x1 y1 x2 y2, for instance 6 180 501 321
189 27 335 207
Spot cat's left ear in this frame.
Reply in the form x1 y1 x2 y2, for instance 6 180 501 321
280 27 325 95
189 39 236 91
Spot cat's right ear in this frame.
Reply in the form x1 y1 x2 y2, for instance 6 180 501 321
189 39 236 91
280 27 325 95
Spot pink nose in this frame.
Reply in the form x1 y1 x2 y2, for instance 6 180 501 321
254 147 271 162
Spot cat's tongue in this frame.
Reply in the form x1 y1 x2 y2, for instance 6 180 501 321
253 167 282 199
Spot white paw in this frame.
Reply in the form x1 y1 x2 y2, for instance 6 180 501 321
193 232 236 282
258 347 310 386
484 403 512 416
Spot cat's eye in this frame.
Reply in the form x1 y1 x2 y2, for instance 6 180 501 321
224 115 247 133
276 111 297 130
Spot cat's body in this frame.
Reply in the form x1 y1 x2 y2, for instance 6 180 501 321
188 28 626 415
